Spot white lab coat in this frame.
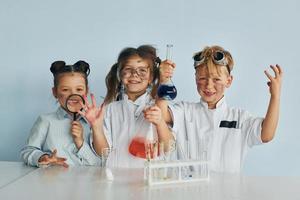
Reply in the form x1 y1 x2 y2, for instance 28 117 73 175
169 97 264 173
95 93 156 168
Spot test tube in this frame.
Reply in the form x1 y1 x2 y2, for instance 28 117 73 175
164 140 176 179
196 137 208 178
185 139 190 160
101 148 114 181
184 140 193 179
166 44 173 60
201 138 208 178
157 142 165 180
101 148 109 167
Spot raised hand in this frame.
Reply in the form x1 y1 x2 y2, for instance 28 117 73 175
78 93 109 155
264 64 283 98
261 64 283 143
159 60 176 83
78 93 106 128
38 149 69 168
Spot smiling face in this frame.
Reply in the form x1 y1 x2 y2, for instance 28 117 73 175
52 72 88 112
195 65 232 109
120 55 152 101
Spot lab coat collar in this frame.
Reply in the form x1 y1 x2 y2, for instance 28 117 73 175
123 92 151 106
123 92 153 118
199 96 227 110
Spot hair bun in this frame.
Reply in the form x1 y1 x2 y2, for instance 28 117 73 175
73 60 90 76
50 60 90 76
50 61 66 74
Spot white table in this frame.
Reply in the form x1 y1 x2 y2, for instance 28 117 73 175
0 163 299 200
0 161 36 189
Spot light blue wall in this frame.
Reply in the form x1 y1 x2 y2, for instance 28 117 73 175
1 0 299 175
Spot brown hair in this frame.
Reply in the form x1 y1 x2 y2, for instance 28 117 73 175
104 45 159 104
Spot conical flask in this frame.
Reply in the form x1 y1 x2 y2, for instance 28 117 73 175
128 107 158 160
157 44 177 100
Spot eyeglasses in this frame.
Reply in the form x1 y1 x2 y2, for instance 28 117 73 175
50 60 90 76
121 67 149 79
193 50 230 73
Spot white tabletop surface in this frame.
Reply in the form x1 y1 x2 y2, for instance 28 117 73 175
0 163 299 200
0 161 36 189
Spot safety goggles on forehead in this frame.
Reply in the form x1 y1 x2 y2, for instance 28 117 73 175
193 50 229 69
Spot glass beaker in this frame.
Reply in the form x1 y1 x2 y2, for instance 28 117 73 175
157 44 177 100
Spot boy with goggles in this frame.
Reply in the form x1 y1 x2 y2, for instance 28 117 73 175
157 45 283 173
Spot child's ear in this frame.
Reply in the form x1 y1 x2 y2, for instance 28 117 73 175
52 87 57 98
226 75 233 88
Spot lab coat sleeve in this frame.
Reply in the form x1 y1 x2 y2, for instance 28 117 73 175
241 110 264 147
102 112 113 149
168 101 185 135
168 101 187 160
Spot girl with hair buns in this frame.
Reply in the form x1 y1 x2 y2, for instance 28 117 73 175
21 60 100 167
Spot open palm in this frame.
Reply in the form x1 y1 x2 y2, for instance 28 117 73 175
38 149 68 168
79 93 106 127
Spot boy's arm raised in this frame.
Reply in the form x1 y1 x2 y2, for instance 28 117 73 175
261 64 283 143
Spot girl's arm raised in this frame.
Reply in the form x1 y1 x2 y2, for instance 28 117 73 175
79 93 109 155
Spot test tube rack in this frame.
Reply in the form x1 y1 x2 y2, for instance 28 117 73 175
144 159 209 185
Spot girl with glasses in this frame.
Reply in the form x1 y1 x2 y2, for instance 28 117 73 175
80 45 175 168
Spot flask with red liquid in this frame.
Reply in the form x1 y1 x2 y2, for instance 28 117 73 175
128 106 158 160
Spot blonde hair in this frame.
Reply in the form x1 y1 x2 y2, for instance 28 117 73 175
194 45 234 76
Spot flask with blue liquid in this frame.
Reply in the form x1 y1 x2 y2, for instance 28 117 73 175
157 44 177 100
